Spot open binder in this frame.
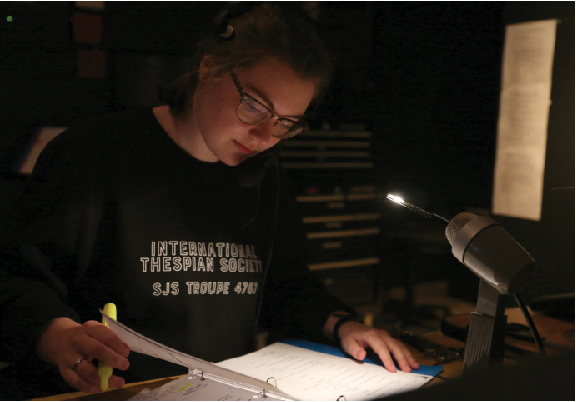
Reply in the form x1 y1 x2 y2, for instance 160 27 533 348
101 311 441 401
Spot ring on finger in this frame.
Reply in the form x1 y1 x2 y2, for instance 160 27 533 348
73 358 85 371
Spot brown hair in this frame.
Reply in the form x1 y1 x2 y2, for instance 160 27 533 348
160 3 332 118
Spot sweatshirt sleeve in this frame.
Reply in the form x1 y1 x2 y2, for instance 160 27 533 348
0 127 101 363
259 165 356 343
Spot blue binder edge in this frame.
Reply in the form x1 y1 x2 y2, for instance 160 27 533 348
281 338 444 378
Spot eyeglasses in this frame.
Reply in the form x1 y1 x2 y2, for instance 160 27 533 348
231 74 309 139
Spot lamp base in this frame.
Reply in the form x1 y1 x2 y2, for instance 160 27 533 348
463 280 508 375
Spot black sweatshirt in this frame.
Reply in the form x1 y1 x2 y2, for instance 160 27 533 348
0 109 353 388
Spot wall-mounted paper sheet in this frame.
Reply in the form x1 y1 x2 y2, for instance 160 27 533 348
492 19 557 221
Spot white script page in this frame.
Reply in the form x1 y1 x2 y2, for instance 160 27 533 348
217 343 432 401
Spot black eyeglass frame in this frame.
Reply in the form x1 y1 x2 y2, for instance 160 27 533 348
231 73 309 139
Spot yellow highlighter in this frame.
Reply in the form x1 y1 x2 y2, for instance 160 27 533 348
99 303 117 391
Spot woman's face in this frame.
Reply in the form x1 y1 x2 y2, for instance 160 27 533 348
191 59 316 166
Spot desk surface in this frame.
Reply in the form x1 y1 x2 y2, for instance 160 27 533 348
33 309 574 401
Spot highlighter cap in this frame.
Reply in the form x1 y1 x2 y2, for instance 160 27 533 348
102 303 117 326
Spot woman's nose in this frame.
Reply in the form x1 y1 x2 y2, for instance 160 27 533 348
248 120 276 145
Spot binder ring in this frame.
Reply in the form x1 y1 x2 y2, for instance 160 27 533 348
262 377 276 399
337 396 347 401
266 377 277 388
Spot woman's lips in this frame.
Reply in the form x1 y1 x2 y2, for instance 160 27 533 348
234 140 254 155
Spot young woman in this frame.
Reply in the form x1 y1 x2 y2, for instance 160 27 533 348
0 4 418 397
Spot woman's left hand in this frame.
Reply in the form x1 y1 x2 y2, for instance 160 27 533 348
338 321 420 373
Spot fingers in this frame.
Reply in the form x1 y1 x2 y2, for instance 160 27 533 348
83 320 131 358
378 336 418 373
363 335 399 373
61 358 126 393
340 325 420 374
61 360 101 394
407 354 420 370
50 320 131 393
371 334 420 373
39 318 130 393
346 342 367 361
75 321 130 370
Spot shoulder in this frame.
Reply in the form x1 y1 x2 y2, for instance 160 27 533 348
66 108 156 143
32 108 157 178
44 109 156 158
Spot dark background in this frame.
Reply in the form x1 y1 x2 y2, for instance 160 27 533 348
0 1 573 303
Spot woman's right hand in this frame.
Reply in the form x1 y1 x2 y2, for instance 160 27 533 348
37 317 130 393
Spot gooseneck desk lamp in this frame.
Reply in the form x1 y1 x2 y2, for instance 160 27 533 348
386 194 541 374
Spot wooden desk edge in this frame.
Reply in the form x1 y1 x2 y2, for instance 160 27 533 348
32 375 183 401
